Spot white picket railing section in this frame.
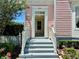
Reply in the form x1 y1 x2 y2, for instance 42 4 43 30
49 27 57 53
20 26 30 55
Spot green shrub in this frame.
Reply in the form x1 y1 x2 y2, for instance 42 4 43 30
58 40 79 49
0 43 16 58
65 48 76 56
63 55 69 59
63 48 76 59
0 43 15 52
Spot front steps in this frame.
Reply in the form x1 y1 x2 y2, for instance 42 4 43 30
19 38 59 59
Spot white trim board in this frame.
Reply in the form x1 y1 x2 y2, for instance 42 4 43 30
32 6 48 38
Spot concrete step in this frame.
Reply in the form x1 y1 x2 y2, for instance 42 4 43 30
28 42 52 44
27 53 57 55
25 48 54 53
25 58 59 59
27 50 54 53
30 39 52 42
26 44 53 46
19 54 59 58
19 57 59 59
28 48 55 51
32 37 48 39
25 46 54 48
19 38 59 59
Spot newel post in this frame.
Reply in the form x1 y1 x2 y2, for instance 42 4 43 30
52 27 57 54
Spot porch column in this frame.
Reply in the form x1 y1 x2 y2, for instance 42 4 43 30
54 0 57 53
32 12 35 37
45 10 48 37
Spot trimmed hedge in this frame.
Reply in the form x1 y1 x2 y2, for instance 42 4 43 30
58 40 79 49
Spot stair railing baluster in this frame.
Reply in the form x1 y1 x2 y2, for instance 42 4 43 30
48 26 57 54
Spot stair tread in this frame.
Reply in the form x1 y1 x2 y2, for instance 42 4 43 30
28 42 52 44
25 46 54 48
27 53 57 55
30 39 52 42
26 44 53 46
28 48 55 51
26 45 53 47
17 58 59 59
19 54 59 58
20 54 58 56
26 50 54 53
20 58 59 59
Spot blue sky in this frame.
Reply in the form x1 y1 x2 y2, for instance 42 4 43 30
14 10 25 24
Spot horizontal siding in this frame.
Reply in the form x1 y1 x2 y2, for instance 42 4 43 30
48 5 54 27
48 5 54 21
56 0 72 37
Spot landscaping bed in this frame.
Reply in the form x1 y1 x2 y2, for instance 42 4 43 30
58 40 79 49
0 43 21 59
58 40 79 59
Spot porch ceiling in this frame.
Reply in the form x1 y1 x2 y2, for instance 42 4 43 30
70 0 79 3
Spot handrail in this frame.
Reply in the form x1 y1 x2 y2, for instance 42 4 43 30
48 27 57 53
20 26 30 55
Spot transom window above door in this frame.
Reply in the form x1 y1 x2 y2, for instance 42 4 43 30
35 11 45 15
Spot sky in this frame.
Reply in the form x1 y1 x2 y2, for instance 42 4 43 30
14 10 25 24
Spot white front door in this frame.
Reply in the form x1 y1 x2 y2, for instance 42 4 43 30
32 6 48 38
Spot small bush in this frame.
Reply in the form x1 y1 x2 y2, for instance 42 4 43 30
65 48 76 58
62 48 77 59
58 40 79 49
63 55 69 59
0 43 15 53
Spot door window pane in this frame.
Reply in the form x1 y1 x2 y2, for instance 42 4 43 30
37 21 41 30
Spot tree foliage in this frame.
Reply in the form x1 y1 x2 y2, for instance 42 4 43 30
0 0 25 35
3 23 23 36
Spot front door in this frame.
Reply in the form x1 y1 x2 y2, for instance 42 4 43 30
32 6 48 38
35 15 44 37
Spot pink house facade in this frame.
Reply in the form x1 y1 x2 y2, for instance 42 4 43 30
18 0 79 59
24 0 79 39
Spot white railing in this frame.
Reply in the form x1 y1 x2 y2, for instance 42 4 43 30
20 26 30 55
48 27 57 54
